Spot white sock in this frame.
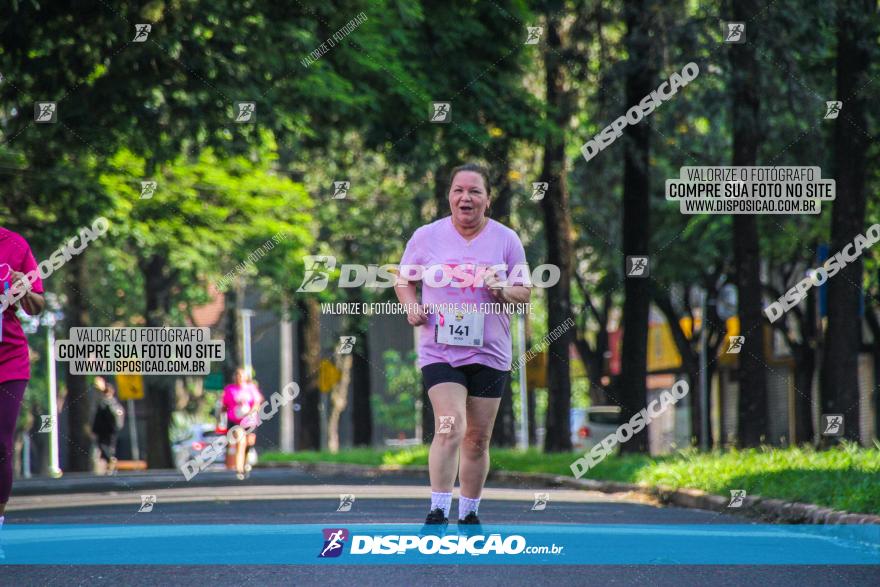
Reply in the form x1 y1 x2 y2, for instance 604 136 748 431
0 515 5 529
458 495 481 519
430 491 452 517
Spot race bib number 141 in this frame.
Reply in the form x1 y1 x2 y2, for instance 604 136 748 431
435 311 484 347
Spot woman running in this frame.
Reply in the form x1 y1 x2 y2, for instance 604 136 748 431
395 163 531 530
222 368 264 480
0 227 45 534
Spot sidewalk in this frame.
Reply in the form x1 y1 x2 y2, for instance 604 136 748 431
10 462 432 497
13 468 217 497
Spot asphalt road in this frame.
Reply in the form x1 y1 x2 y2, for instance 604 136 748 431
3 469 878 586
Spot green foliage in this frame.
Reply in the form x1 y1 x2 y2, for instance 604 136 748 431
373 350 421 435
92 136 313 324
262 443 880 514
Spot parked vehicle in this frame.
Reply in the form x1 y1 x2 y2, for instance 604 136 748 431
570 406 625 451
172 423 257 471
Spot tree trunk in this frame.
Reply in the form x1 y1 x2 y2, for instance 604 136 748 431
540 11 574 452
491 390 517 448
528 382 537 445
792 287 817 444
526 319 537 446
730 0 768 447
64 254 93 472
490 139 516 447
574 279 611 406
617 0 656 454
591 293 611 406
221 283 241 384
820 0 873 445
866 308 880 443
350 312 372 446
296 297 322 450
142 253 174 469
327 354 352 453
434 163 452 220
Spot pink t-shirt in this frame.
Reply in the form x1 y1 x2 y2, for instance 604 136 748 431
400 217 529 371
222 382 264 428
0 228 44 383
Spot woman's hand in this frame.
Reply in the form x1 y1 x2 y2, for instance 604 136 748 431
11 271 45 315
8 271 30 296
395 280 427 326
483 269 508 302
406 304 428 327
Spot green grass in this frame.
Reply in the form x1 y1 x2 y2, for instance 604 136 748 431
261 443 880 515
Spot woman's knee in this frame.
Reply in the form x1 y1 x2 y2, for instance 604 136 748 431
461 428 491 457
432 413 466 446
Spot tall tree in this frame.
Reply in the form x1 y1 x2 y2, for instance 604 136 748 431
730 0 768 447
616 0 658 454
540 7 575 452
489 139 517 447
296 297 322 450
98 146 313 466
820 0 877 444
63 256 94 471
349 310 373 446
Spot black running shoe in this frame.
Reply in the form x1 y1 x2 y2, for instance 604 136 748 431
457 511 482 536
419 508 448 536
458 511 481 525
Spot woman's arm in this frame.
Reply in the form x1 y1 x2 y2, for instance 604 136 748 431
395 280 428 326
484 268 531 305
496 285 531 305
11 271 45 315
20 291 45 315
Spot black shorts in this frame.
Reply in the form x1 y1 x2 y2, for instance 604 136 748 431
421 362 509 399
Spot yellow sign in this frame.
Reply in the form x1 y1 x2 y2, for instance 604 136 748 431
718 316 741 366
525 351 547 389
318 359 341 393
647 321 682 372
116 374 144 400
726 316 740 337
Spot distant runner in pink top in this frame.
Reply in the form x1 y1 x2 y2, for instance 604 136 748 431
222 369 264 428
395 163 531 530
222 368 264 480
0 227 46 524
0 228 45 382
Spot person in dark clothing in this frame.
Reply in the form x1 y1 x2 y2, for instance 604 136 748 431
91 377 125 475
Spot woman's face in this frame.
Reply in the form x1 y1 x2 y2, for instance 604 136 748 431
234 370 246 385
448 171 489 228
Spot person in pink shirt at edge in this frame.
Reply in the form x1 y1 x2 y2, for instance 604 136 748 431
0 227 46 537
395 163 531 531
222 368 264 480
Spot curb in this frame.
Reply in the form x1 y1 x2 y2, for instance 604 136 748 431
262 461 880 525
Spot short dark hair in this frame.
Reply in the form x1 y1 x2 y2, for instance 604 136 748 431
448 163 491 197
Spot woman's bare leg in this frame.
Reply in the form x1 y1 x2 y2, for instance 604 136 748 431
427 383 468 492
458 396 501 499
235 438 247 473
